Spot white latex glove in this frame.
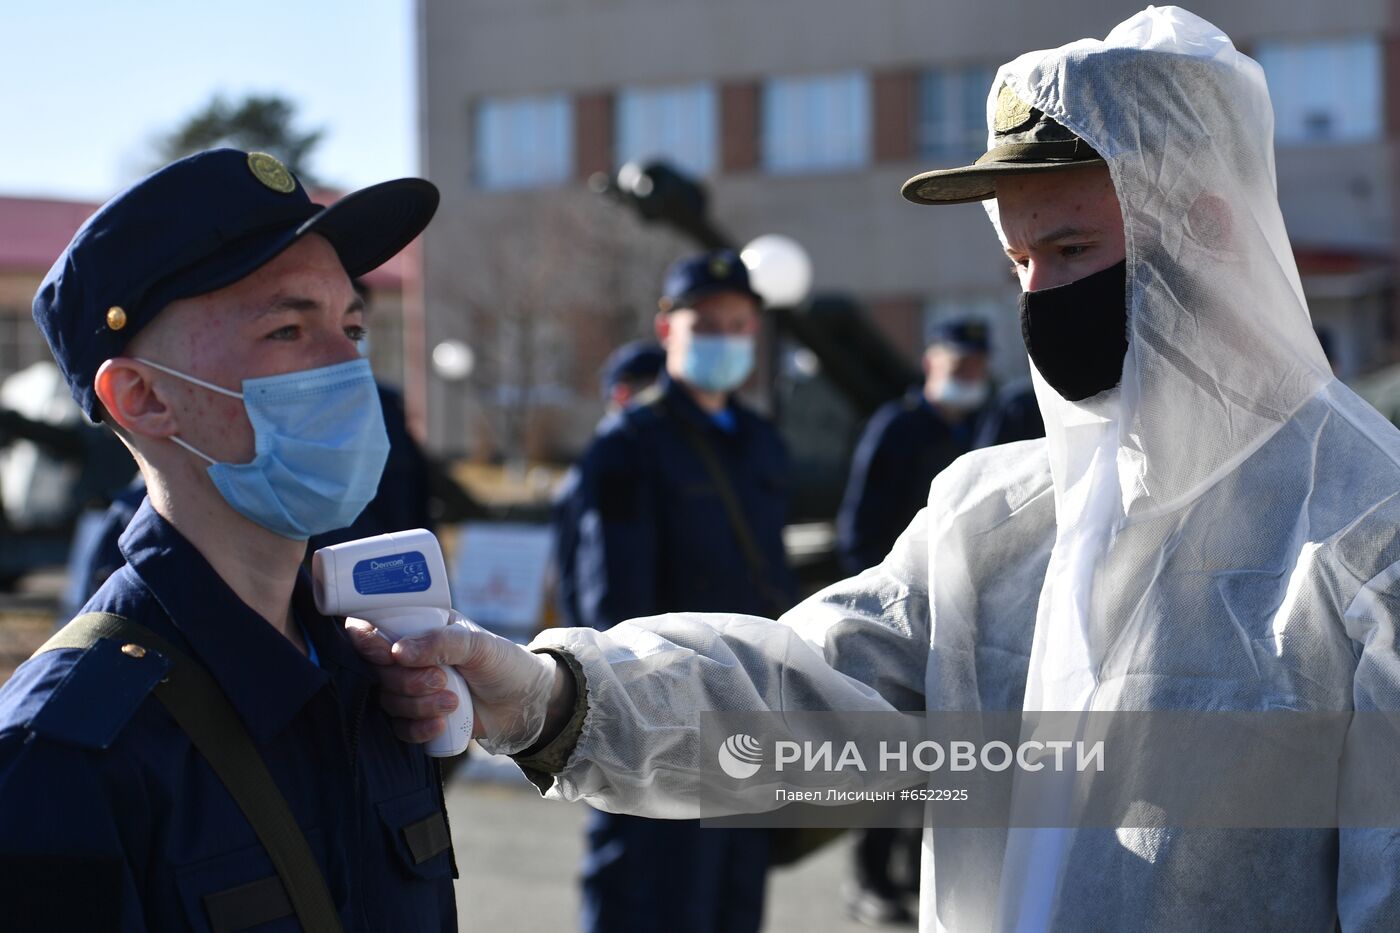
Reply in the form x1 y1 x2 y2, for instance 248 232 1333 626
346 611 560 755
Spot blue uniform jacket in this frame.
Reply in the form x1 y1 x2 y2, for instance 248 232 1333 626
973 379 1045 450
572 374 797 630
550 464 586 629
0 500 457 931
836 390 980 575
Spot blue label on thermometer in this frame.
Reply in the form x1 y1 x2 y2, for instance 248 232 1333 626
352 551 431 595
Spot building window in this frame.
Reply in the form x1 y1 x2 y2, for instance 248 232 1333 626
919 65 997 157
473 95 573 191
762 72 871 174
615 83 717 177
1255 37 1380 144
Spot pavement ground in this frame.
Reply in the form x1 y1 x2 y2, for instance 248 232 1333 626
447 756 888 933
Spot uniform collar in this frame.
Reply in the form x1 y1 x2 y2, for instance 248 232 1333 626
117 499 359 743
658 372 742 434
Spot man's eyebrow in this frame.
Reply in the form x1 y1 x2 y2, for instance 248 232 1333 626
1003 226 1099 255
256 294 366 317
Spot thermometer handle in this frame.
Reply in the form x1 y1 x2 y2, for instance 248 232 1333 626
353 611 474 758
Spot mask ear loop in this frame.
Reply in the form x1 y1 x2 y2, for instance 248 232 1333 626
168 435 218 466
132 357 242 465
134 357 244 399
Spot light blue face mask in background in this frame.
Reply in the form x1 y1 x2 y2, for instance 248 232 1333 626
680 334 755 393
931 377 990 411
137 357 390 540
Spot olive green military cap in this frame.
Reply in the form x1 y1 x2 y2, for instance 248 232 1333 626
901 83 1104 206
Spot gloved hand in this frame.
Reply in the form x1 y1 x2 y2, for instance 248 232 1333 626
345 611 561 755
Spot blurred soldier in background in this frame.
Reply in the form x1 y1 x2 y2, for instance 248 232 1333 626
568 252 797 933
837 319 991 576
972 378 1045 450
551 341 664 631
599 341 666 417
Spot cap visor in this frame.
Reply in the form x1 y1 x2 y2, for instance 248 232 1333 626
130 177 440 327
901 158 1106 206
299 178 440 276
674 283 764 307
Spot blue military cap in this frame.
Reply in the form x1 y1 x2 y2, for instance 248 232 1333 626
32 148 439 420
659 249 762 312
599 341 665 394
929 317 992 355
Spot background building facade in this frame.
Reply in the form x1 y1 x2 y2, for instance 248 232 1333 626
412 0 1397 460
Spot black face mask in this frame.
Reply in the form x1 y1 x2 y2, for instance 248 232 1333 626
1018 259 1129 402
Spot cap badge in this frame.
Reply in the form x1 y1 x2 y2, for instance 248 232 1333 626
106 306 127 331
709 257 730 279
247 152 296 194
993 84 1036 135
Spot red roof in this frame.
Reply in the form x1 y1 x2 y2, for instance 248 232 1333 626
0 196 99 274
0 192 411 292
1292 245 1391 277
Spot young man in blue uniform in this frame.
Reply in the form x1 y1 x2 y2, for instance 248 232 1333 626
569 252 797 933
0 149 455 931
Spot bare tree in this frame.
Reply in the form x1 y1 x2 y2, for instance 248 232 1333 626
441 194 690 466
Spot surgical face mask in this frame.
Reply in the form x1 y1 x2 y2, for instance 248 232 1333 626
931 376 990 411
1018 259 1129 402
680 334 755 393
137 357 390 540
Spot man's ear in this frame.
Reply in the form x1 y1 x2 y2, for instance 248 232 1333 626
93 358 177 439
653 311 671 345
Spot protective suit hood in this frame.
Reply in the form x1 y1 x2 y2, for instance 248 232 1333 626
981 7 1338 712
988 6 1331 517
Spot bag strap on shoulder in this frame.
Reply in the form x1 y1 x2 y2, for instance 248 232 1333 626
647 396 791 617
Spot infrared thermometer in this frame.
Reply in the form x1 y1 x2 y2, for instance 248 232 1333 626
312 529 474 757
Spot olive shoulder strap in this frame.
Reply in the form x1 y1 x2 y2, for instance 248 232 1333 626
646 396 791 617
36 612 343 933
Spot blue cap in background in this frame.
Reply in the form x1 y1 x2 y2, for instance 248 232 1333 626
929 318 992 355
600 341 665 396
659 249 762 312
32 148 439 419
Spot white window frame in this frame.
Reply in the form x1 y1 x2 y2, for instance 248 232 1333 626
473 94 574 191
1255 36 1381 145
919 64 997 157
762 71 871 174
615 83 718 178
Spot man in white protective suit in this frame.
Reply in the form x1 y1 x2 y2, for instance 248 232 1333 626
349 7 1400 930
